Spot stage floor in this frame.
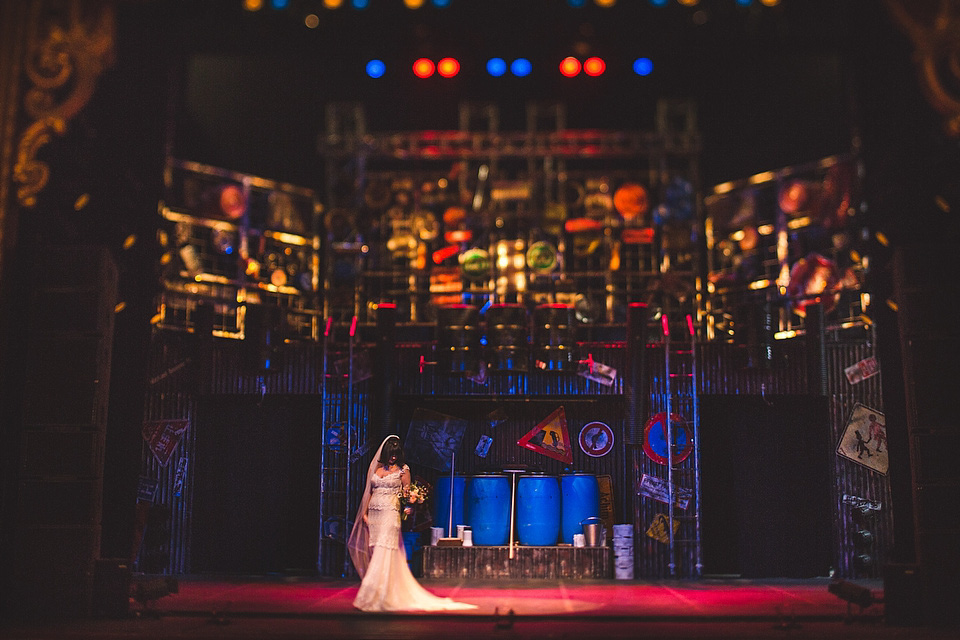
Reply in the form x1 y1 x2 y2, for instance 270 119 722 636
1 576 953 639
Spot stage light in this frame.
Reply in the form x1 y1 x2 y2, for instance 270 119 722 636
583 56 605 76
366 59 386 78
595 0 616 7
633 57 653 76
404 0 426 8
432 0 451 6
567 0 588 6
487 57 507 77
853 529 874 548
351 0 369 8
650 0 668 7
243 0 264 11
560 56 581 77
322 0 344 8
761 0 780 5
196 183 246 220
678 0 700 6
437 57 460 77
511 58 532 77
413 58 435 78
736 0 753 6
270 0 289 9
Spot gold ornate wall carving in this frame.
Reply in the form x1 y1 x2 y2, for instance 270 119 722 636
886 0 960 137
0 1 31 287
13 0 115 207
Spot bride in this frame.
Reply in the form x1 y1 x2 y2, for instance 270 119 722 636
347 435 477 612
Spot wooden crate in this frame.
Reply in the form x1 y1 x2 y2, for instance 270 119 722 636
422 545 611 579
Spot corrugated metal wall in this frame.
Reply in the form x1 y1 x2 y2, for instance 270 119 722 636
140 335 197 575
826 339 891 579
141 328 887 580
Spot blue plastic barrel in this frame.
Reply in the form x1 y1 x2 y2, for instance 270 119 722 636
466 474 511 545
516 473 561 546
560 473 600 544
402 531 422 573
433 475 467 537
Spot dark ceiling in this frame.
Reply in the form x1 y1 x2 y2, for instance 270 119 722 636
110 0 919 191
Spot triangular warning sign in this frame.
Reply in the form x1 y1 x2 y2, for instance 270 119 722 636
517 406 573 464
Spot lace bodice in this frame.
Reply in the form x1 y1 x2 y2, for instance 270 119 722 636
366 465 406 549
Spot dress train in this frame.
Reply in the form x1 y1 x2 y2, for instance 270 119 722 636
353 539 477 612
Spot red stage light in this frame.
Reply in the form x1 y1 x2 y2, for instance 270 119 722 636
437 57 460 77
413 58 435 78
584 56 606 76
559 56 581 77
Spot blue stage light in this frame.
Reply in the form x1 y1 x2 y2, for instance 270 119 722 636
567 0 588 7
736 0 753 5
511 58 532 77
271 0 289 8
487 58 507 77
351 0 369 8
633 57 653 76
432 0 451 7
366 59 386 78
650 0 668 7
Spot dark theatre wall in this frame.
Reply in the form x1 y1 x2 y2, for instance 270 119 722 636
191 396 322 575
699 394 832 579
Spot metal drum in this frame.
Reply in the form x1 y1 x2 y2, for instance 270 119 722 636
516 473 561 546
466 473 511 546
485 303 529 372
436 304 480 374
433 475 467 538
560 473 600 544
533 303 577 371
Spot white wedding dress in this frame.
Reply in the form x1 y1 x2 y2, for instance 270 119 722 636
351 465 477 612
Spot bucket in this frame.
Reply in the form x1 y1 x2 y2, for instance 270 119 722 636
516 473 561 546
615 564 635 580
434 475 467 538
581 516 605 547
613 524 634 539
613 524 634 553
560 473 600 544
466 473 511 545
613 540 634 554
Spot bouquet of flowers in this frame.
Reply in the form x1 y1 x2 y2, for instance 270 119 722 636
398 480 430 521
